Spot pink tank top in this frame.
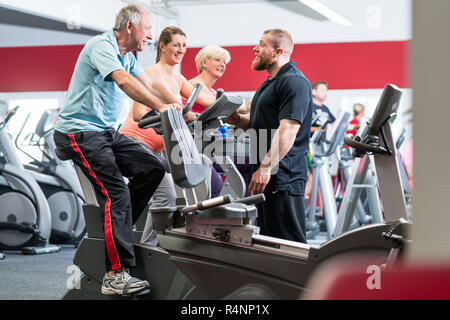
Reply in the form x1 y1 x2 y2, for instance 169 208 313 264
190 87 216 113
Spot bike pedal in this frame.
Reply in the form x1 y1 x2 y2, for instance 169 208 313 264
121 288 151 299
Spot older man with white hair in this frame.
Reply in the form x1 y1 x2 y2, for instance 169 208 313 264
53 4 182 295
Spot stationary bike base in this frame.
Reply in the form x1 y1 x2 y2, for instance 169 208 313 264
21 245 61 255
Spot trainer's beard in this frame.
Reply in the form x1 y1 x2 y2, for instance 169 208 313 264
252 56 271 71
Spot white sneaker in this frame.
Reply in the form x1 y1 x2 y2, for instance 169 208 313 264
101 268 150 295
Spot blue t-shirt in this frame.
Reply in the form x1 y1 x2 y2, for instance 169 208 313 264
250 61 313 196
56 29 144 133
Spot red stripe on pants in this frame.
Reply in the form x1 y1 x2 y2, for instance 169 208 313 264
68 134 121 271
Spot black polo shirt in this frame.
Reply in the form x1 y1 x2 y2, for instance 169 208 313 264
250 61 313 196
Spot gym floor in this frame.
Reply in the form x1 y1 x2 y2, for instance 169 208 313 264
0 247 76 300
0 233 328 300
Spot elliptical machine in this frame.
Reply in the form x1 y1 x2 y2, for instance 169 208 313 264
15 108 86 245
62 84 409 300
0 101 60 254
306 111 351 240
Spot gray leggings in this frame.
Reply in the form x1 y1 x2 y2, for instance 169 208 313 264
131 143 176 244
140 172 176 244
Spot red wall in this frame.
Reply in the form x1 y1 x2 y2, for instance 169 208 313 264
181 41 409 91
0 41 408 93
0 45 84 92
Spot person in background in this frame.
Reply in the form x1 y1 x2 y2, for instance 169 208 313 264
401 139 413 190
305 81 336 218
346 103 365 138
310 80 336 134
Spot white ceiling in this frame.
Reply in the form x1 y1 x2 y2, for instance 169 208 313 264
0 0 412 47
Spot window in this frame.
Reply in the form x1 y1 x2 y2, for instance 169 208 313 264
7 99 59 165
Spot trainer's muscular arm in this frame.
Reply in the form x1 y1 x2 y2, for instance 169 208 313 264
249 119 300 195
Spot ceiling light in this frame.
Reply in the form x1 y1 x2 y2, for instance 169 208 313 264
298 0 352 26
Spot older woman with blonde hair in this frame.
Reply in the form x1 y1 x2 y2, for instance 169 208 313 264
189 45 253 196
188 45 231 113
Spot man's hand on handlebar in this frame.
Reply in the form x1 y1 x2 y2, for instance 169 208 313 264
160 103 183 113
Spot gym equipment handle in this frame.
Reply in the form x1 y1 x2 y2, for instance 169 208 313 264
216 88 224 100
316 119 330 143
233 194 266 205
138 83 203 129
181 194 232 214
344 136 387 155
4 106 19 124
0 222 40 235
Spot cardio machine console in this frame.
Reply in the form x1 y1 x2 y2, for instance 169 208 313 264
195 94 243 128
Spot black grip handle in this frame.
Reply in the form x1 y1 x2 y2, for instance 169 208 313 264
142 109 158 119
138 114 161 128
344 136 387 155
138 83 203 129
184 83 203 114
4 106 19 124
216 88 224 100
0 222 39 235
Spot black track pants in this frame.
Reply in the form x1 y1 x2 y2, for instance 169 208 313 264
54 129 165 271
256 190 307 243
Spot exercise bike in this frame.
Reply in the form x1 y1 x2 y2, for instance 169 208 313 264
306 111 351 240
0 101 60 255
62 83 409 299
15 108 86 245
